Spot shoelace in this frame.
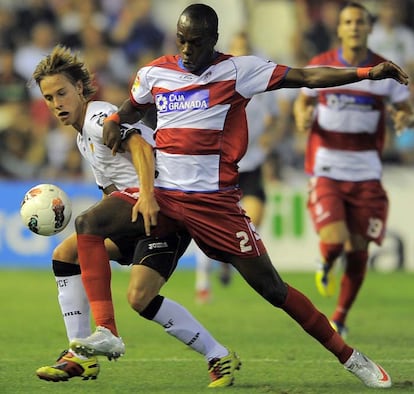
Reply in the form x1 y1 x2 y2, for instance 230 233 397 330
208 358 230 380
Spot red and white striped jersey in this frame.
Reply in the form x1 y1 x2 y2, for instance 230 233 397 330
302 48 410 181
129 53 289 192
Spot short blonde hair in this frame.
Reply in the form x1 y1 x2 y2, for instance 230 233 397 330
32 45 97 100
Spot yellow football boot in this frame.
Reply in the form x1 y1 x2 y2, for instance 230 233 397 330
36 349 100 381
315 262 336 297
208 349 241 388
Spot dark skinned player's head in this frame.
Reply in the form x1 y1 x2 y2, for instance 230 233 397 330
176 4 219 73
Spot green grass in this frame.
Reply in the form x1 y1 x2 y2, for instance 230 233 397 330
0 268 413 394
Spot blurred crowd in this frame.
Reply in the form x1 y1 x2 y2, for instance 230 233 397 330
1 0 414 181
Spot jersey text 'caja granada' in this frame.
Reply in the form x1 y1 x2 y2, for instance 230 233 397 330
130 53 288 192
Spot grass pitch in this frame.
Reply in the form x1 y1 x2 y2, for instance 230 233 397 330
0 268 413 394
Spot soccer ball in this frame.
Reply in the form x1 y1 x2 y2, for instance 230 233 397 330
20 184 72 236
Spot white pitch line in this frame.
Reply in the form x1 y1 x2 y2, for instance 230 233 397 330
108 358 414 364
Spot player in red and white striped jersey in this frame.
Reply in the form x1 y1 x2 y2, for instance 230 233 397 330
98 3 410 388
294 1 413 337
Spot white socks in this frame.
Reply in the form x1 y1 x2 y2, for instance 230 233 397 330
55 273 91 341
152 297 228 361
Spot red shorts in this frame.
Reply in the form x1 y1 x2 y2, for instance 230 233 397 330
112 188 183 237
307 177 388 245
154 188 267 261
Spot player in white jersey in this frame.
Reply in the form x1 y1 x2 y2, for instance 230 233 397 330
294 2 414 337
101 3 407 389
32 45 240 387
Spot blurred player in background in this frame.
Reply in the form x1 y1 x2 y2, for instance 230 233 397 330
32 45 239 388
101 3 409 388
194 31 283 303
294 1 414 337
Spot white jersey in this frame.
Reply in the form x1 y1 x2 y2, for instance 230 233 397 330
77 101 154 190
130 53 289 192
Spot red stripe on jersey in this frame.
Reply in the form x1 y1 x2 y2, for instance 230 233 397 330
209 80 237 105
156 128 222 154
312 126 379 150
219 161 239 189
304 122 386 175
267 65 290 90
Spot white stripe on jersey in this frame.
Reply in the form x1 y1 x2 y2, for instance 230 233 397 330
155 151 220 192
318 105 380 134
313 148 382 181
231 56 275 98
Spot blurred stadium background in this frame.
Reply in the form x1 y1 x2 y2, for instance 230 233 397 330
1 0 414 271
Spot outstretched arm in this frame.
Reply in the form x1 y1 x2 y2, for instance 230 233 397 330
281 61 409 89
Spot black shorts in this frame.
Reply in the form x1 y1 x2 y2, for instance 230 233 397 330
239 166 266 202
109 233 138 266
133 231 191 280
110 231 191 281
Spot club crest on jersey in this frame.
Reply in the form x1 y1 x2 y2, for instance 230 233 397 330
156 90 209 113
91 111 107 127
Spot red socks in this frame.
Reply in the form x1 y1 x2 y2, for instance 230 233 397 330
331 251 368 324
77 233 118 336
281 284 353 363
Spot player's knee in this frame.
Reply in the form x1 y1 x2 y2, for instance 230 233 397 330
262 281 288 306
75 211 98 234
319 221 348 241
52 242 77 263
127 287 154 313
245 269 288 305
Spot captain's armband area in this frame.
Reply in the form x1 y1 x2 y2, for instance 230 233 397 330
120 124 142 141
103 112 120 124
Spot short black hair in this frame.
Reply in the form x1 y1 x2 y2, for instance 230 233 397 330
180 3 218 35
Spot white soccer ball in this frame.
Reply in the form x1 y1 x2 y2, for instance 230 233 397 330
20 184 72 236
